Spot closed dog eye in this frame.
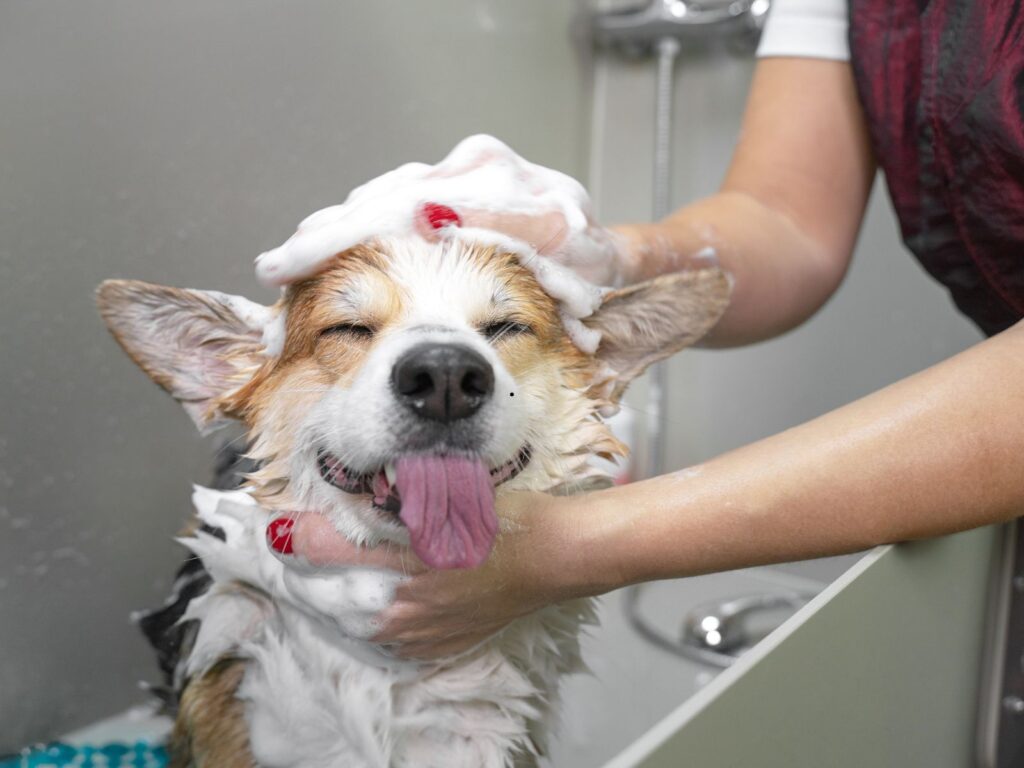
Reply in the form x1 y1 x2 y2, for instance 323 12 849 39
319 323 375 340
480 321 532 343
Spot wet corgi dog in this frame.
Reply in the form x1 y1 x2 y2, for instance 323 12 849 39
97 236 729 768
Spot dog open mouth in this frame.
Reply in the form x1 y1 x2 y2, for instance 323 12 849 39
316 447 531 570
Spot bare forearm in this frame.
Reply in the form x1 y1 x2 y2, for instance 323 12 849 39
616 191 846 345
615 58 875 347
553 323 1024 597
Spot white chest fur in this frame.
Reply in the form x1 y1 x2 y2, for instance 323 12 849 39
181 487 592 768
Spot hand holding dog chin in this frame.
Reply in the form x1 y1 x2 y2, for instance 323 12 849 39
269 491 583 660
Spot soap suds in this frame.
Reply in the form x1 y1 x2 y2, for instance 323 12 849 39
255 135 617 352
183 486 410 671
260 306 287 358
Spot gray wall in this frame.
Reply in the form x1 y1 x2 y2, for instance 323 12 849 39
0 1 590 749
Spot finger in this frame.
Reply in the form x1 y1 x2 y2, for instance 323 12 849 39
411 201 570 257
413 202 462 242
397 635 488 661
265 512 425 573
295 514 419 571
373 606 502 647
370 602 433 645
466 209 569 255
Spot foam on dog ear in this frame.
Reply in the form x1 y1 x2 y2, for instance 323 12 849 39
585 267 732 403
97 279 274 431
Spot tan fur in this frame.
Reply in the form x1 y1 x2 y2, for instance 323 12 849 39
97 280 268 429
228 242 601 510
169 658 254 768
224 243 584 419
585 268 731 402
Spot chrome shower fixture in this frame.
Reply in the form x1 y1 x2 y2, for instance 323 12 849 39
591 0 771 57
625 587 812 669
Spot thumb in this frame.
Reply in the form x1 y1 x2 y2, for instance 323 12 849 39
265 512 424 574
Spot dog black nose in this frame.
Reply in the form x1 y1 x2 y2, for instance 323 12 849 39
392 343 495 423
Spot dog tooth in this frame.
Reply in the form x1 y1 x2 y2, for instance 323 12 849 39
384 461 397 487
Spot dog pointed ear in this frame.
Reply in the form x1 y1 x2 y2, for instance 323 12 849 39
97 279 275 432
584 268 732 402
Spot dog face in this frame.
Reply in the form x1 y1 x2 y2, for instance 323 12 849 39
98 237 729 567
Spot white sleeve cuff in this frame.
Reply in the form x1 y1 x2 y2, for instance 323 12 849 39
756 0 850 62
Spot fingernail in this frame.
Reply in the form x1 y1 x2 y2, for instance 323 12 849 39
266 517 295 555
420 202 461 230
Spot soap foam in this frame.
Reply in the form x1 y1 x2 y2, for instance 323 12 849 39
255 135 618 353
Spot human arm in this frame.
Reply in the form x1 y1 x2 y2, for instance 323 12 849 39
319 317 1021 657
389 58 875 347
614 56 876 346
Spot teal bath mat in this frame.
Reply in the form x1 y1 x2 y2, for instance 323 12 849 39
0 742 168 768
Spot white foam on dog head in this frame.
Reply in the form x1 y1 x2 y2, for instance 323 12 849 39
254 135 615 353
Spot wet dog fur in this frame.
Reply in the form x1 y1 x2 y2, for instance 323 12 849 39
97 237 729 767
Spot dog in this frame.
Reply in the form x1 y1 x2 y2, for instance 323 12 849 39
97 235 729 767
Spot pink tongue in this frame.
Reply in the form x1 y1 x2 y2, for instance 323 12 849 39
395 455 497 570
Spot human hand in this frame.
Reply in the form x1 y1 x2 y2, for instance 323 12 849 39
265 491 585 660
608 220 722 286
255 134 631 288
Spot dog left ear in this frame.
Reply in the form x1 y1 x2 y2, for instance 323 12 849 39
97 279 274 432
584 267 732 402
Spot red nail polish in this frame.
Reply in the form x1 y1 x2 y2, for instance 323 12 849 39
267 517 295 555
420 202 461 230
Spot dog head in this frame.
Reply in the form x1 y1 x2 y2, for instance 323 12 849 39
98 237 729 568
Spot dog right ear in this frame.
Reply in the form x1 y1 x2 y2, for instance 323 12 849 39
97 279 275 432
584 267 732 403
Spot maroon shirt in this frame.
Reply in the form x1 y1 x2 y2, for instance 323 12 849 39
849 1 1024 336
